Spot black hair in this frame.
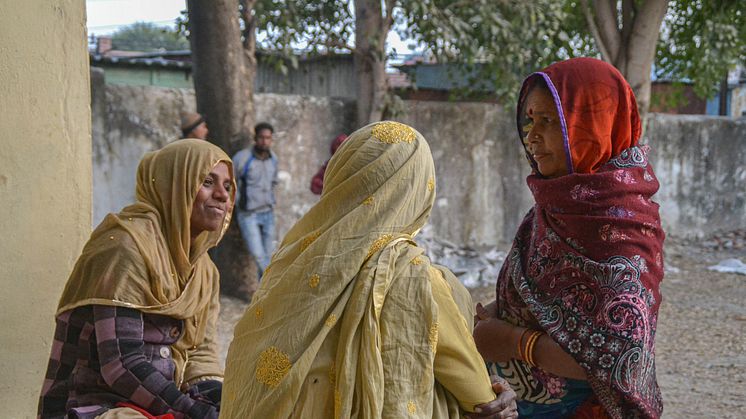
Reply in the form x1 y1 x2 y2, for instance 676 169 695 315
254 122 274 135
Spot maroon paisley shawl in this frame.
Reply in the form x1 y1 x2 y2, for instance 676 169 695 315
496 58 665 418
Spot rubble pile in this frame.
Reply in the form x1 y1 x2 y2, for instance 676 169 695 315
701 229 746 251
417 226 506 289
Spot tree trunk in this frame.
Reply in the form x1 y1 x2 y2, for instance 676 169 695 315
353 0 390 128
188 0 258 301
718 72 729 116
584 0 668 117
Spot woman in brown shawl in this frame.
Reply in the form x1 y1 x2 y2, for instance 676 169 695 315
38 139 235 419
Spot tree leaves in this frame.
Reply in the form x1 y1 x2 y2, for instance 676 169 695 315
111 21 190 52
656 0 746 99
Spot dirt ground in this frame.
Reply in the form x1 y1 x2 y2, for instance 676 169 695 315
217 236 746 418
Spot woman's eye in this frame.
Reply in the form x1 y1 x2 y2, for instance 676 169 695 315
203 178 214 186
224 183 232 192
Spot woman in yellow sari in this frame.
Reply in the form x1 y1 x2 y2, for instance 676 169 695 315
221 122 516 419
38 139 234 419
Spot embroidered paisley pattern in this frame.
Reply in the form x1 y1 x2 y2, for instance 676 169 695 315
497 146 663 417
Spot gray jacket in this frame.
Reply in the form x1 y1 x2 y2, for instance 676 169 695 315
232 147 278 213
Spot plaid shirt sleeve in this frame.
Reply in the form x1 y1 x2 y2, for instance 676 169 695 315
93 305 218 419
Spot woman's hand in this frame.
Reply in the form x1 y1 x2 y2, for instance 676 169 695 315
473 307 523 363
474 300 498 325
465 376 518 419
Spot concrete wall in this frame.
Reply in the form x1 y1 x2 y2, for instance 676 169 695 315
0 1 92 417
92 84 746 249
645 114 746 237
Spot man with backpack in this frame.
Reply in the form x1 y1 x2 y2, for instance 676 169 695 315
233 122 279 280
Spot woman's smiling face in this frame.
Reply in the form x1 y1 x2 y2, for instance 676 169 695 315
190 161 233 240
523 86 568 179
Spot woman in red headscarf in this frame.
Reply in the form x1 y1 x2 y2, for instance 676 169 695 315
310 134 348 195
473 58 665 419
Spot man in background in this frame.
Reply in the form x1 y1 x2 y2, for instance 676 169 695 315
232 122 278 280
180 111 209 139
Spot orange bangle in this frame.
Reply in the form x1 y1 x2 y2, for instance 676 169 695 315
516 328 531 361
524 331 543 367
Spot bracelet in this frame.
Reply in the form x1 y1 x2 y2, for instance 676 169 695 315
524 331 543 367
516 328 531 361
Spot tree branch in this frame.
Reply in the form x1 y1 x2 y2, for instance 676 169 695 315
592 0 622 63
580 0 612 62
325 37 356 53
384 0 396 31
239 0 257 59
626 0 668 77
621 0 634 44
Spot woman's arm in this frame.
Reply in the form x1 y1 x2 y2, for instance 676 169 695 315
473 301 587 380
428 268 497 412
182 279 223 406
93 305 217 419
183 280 222 387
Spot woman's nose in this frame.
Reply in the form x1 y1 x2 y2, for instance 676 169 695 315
214 184 230 201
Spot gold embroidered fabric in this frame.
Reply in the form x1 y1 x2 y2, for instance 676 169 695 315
221 122 494 418
255 346 292 388
366 234 394 259
300 231 321 251
371 121 416 144
308 274 320 288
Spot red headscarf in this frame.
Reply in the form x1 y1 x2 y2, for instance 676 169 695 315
518 57 642 175
497 58 664 418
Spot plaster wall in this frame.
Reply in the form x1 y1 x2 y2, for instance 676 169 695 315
92 85 746 250
0 1 92 416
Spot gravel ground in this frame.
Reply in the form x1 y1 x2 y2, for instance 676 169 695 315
217 236 746 418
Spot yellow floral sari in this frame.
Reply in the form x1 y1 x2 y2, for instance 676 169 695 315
221 122 494 418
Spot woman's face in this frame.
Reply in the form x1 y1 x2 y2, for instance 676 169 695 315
523 86 569 178
190 162 233 239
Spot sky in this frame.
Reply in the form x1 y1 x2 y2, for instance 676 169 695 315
85 0 415 59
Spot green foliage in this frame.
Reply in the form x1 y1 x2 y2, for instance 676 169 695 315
655 0 746 99
650 82 692 111
245 0 585 103
111 21 189 52
396 0 584 103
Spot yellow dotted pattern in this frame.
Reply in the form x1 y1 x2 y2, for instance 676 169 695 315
428 322 439 354
371 122 416 144
254 346 292 388
362 196 374 206
254 306 263 319
427 178 435 191
300 231 321 252
329 361 336 386
334 389 342 419
410 257 424 265
325 314 337 327
407 401 417 414
308 274 320 288
366 234 394 259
